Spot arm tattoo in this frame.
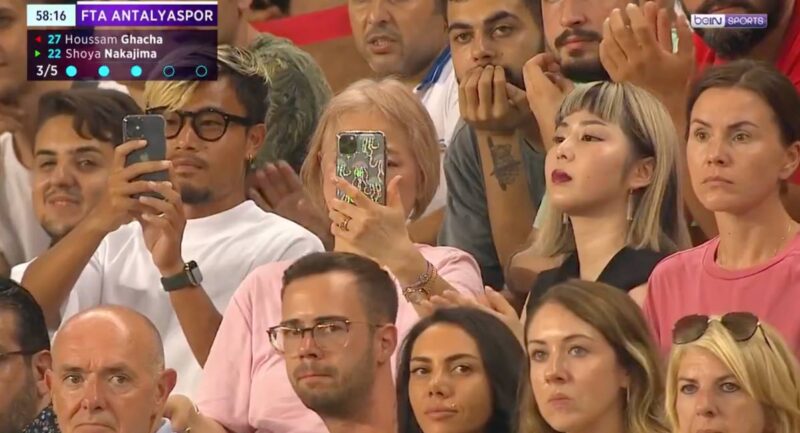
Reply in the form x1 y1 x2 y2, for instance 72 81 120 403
488 136 522 191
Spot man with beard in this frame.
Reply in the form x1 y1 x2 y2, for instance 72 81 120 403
687 0 798 85
438 0 547 291
0 278 56 433
274 252 398 433
10 89 142 295
19 46 324 397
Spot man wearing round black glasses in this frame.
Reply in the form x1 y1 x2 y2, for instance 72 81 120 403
0 278 56 433
18 46 324 398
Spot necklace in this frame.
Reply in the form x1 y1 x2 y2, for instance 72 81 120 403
717 221 797 268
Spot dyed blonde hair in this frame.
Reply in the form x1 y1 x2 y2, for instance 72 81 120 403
519 280 669 433
299 78 440 220
144 45 271 112
535 82 691 257
666 320 800 433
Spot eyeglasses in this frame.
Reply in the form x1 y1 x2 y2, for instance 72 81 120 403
672 312 772 349
267 319 378 354
146 106 258 142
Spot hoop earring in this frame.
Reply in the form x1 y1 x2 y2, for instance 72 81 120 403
626 190 635 222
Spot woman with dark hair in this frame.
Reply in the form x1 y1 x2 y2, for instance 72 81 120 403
645 60 800 359
397 307 524 433
520 279 668 433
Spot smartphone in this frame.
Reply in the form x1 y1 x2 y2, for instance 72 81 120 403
123 114 168 198
336 131 386 205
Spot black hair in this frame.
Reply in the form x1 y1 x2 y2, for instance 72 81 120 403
36 88 142 148
281 252 399 324
440 0 541 20
397 307 524 433
0 278 50 353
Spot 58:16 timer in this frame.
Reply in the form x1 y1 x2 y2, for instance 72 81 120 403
35 10 67 21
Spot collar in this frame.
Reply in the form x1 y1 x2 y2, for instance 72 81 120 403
154 418 172 433
416 47 451 92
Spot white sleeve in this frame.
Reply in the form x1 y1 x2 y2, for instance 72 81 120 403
58 240 106 327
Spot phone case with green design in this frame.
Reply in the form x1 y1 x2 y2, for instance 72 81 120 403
336 131 386 205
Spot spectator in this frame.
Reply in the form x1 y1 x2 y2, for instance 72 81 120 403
123 0 331 172
508 82 690 308
397 307 524 433
47 306 177 433
645 60 800 359
20 46 323 396
10 89 142 306
673 0 800 232
684 0 798 87
666 312 800 433
272 252 399 433
439 0 546 290
0 0 131 276
254 0 457 246
163 78 482 433
520 280 668 433
0 278 55 433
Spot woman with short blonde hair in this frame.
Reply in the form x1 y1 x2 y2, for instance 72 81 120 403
666 313 800 433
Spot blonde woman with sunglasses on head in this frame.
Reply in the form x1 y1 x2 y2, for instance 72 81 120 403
666 313 800 433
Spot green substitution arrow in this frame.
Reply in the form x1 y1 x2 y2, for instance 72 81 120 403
34 50 40 58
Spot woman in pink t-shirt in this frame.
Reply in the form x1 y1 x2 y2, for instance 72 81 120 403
163 79 484 433
645 60 800 359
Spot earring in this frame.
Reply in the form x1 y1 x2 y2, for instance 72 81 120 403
247 154 256 171
562 212 569 225
626 190 635 222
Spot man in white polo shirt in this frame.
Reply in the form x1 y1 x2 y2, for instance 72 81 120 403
19 46 324 397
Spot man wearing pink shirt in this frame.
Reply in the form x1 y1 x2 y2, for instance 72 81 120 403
270 253 398 433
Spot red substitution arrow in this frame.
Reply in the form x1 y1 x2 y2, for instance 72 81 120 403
35 35 42 43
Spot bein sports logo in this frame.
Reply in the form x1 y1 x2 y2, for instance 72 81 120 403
691 13 768 28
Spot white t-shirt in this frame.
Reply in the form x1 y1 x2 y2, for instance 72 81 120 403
0 133 50 268
17 201 323 396
414 55 460 217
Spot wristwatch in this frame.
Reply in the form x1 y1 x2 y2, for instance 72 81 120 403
402 261 437 304
161 261 203 292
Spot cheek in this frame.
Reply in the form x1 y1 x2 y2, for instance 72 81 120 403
407 377 427 414
724 395 767 432
459 375 494 424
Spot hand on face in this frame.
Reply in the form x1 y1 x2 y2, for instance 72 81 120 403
138 181 187 276
88 140 171 235
328 175 415 266
248 161 332 244
459 65 532 133
599 2 695 100
523 53 575 146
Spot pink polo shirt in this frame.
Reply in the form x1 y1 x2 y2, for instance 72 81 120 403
196 245 484 433
644 234 800 360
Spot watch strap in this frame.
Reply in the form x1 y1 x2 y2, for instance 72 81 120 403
161 261 200 292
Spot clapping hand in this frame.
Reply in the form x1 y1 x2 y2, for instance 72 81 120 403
248 161 332 246
599 2 695 101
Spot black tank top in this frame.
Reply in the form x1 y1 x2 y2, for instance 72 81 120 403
529 247 669 303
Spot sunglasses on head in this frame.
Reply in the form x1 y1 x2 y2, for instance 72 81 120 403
672 312 772 349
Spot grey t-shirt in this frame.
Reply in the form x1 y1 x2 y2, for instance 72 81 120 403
438 121 546 289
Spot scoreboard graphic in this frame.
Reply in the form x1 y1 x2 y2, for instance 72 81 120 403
27 1 218 81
